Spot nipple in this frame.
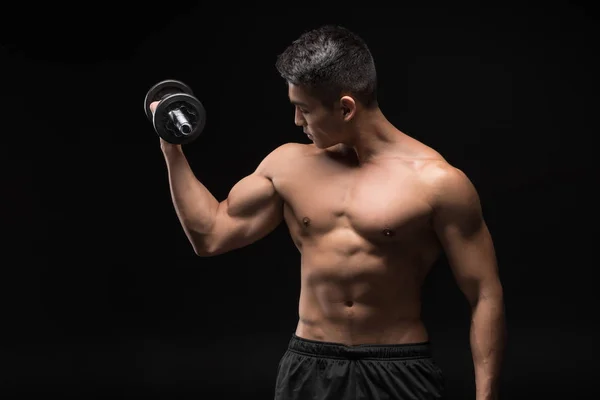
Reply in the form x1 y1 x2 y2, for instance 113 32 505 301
302 217 311 227
382 228 395 237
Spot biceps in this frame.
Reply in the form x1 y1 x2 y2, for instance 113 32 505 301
209 173 283 253
440 223 500 303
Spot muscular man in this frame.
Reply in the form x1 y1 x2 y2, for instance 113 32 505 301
151 25 505 400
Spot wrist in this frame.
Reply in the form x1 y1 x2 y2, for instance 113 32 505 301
160 140 183 155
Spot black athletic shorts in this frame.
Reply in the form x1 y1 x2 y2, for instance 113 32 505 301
274 334 445 400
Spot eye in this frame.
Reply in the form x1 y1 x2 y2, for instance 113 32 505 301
293 104 309 114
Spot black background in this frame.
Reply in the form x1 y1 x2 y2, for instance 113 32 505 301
1 3 597 399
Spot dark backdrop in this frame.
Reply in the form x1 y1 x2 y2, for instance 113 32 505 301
1 4 597 399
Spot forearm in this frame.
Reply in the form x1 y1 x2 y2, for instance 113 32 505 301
162 145 219 251
470 289 506 400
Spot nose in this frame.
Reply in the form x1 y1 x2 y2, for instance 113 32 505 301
294 107 305 127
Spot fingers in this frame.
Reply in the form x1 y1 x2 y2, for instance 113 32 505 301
149 101 159 114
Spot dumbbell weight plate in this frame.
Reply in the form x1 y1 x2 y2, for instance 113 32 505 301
153 93 206 145
144 79 194 121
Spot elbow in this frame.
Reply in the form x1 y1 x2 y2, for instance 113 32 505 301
475 281 505 310
191 239 223 257
186 231 221 257
466 278 504 309
486 279 504 301
193 247 216 257
193 244 228 257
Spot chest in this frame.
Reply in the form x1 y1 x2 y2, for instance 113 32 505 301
274 159 434 240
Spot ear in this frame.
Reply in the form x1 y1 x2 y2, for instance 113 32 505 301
339 96 356 122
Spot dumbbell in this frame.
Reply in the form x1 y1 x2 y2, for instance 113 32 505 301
143 79 206 144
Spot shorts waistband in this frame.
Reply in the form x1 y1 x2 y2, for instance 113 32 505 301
287 334 432 360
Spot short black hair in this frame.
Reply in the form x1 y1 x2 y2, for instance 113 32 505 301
275 25 378 110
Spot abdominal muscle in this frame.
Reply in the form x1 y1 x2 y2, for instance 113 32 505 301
295 232 431 346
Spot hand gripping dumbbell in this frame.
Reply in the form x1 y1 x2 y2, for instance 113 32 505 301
144 79 206 144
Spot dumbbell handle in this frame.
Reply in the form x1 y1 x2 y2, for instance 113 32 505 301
168 108 193 136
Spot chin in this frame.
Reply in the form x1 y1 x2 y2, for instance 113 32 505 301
312 140 329 149
318 144 339 150
310 134 338 149
319 139 341 149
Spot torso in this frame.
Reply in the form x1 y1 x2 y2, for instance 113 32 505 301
270 139 447 346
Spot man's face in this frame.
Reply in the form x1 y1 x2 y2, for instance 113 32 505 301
287 83 346 149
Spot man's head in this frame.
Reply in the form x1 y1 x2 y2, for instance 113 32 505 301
275 25 379 148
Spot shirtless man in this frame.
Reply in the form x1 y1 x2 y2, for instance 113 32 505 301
150 25 505 400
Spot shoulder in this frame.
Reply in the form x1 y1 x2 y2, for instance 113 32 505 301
255 142 313 176
419 159 481 214
264 141 315 163
420 160 486 238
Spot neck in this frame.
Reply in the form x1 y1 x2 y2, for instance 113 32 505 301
343 107 403 164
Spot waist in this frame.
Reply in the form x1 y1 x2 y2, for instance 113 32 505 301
287 333 432 360
296 310 428 345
